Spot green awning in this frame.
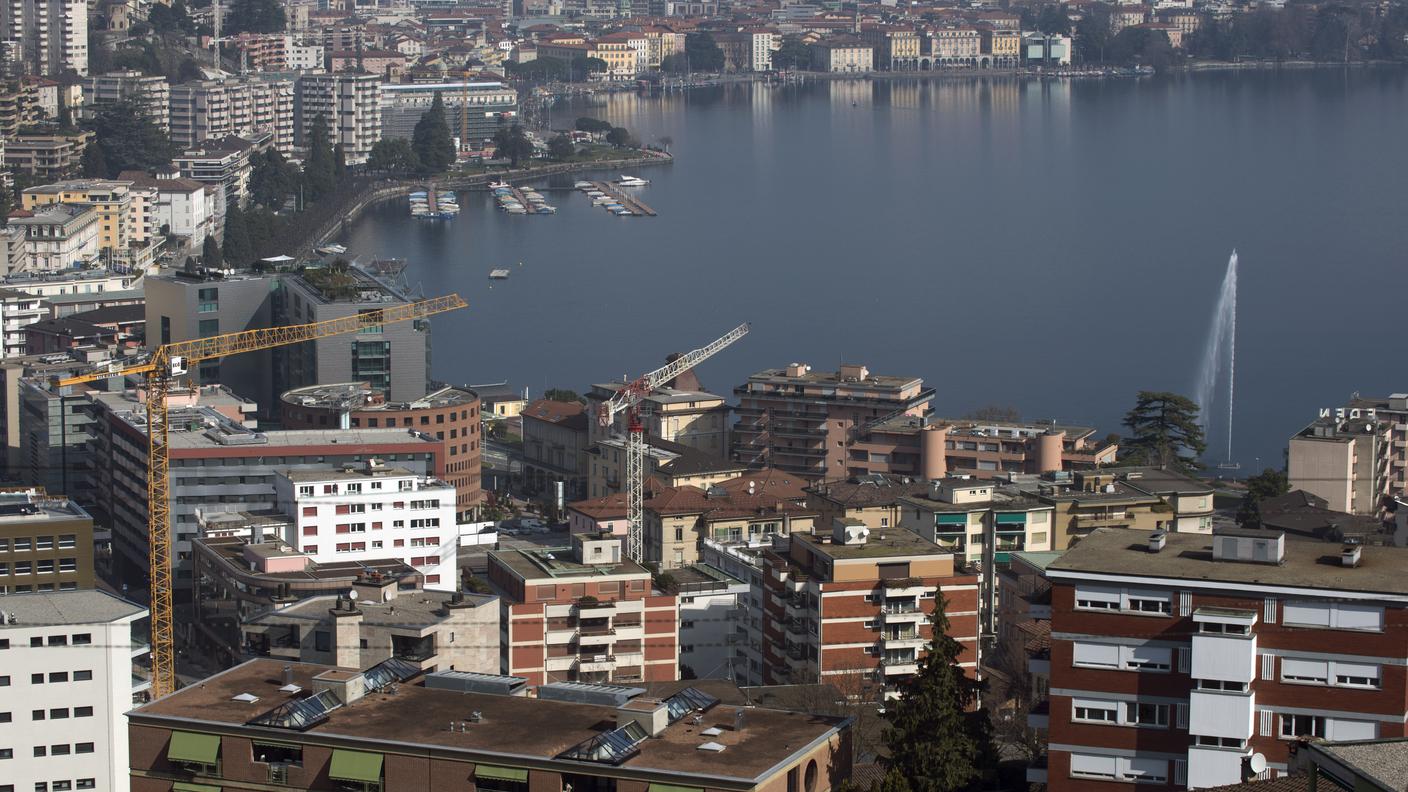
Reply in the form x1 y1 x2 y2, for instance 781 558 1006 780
934 513 967 525
173 783 221 792
475 765 529 782
995 513 1028 524
649 784 703 792
329 749 384 782
167 731 220 764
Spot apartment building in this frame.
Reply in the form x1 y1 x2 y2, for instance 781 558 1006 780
644 478 818 570
295 73 381 165
0 287 47 358
0 80 43 135
1007 467 1216 548
0 0 89 75
699 539 770 685
900 477 1057 564
673 562 750 680
7 204 100 272
273 463 460 590
126 657 851 792
243 586 498 673
276 265 432 403
1288 394 1408 515
84 70 170 130
173 134 263 217
928 27 982 66
522 399 591 505
281 382 483 515
757 518 981 697
0 590 149 792
169 79 296 154
144 269 276 406
2 131 92 180
488 533 678 684
0 487 94 593
733 362 934 477
1039 527 1408 790
22 179 158 266
863 27 921 70
588 435 745 499
116 172 215 250
85 391 446 591
588 379 732 453
810 38 874 72
379 82 517 147
981 28 1022 67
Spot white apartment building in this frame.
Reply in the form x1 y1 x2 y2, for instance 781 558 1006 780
0 288 47 358
169 78 295 154
85 70 170 131
0 590 149 792
287 43 324 71
6 204 100 273
750 31 777 72
0 0 88 75
296 73 381 165
274 463 459 591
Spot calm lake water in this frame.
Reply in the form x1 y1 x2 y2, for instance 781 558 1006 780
346 69 1408 471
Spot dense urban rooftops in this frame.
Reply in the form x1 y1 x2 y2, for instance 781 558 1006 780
246 591 495 629
135 658 847 781
282 382 477 411
1047 528 1408 595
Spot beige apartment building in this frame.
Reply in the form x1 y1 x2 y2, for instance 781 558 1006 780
848 414 1118 481
1288 394 1408 515
645 477 818 569
981 29 1021 67
810 38 874 72
863 27 921 70
588 379 731 454
588 435 744 499
1013 466 1216 548
22 179 158 266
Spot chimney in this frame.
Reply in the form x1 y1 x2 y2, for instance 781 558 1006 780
1147 531 1167 553
281 665 294 686
1341 543 1362 568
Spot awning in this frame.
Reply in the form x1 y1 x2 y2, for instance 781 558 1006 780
172 783 222 792
475 765 529 783
329 749 384 782
167 731 220 764
995 513 1028 524
649 784 704 792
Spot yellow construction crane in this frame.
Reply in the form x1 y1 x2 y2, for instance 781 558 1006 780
55 293 468 698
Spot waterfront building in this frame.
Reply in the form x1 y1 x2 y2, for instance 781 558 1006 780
295 73 382 165
0 0 89 75
810 38 874 72
863 27 921 70
84 70 170 130
281 382 483 515
487 533 679 684
1288 394 1408 515
126 657 851 792
748 29 779 71
757 518 980 696
732 362 934 478
378 82 517 149
1039 527 1408 790
276 264 432 403
981 28 1022 67
927 27 982 67
273 462 460 590
0 589 148 792
0 487 95 593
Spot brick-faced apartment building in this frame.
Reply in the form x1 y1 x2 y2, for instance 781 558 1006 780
758 518 980 697
1039 527 1408 790
487 532 679 684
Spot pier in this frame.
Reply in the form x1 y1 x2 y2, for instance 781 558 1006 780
589 181 656 217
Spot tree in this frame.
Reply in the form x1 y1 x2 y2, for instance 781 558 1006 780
1246 468 1290 501
684 32 725 72
250 148 299 209
660 53 689 73
80 142 110 179
302 113 337 201
225 0 285 34
492 124 534 167
411 93 456 173
547 133 575 161
201 234 222 268
0 187 10 228
771 36 812 70
1076 9 1113 64
221 206 254 268
881 588 988 792
367 138 422 173
84 100 176 177
1036 4 1072 35
333 143 347 181
544 389 583 403
605 126 634 148
574 116 612 134
1120 391 1207 475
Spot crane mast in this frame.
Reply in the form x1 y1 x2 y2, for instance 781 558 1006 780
56 293 468 698
598 323 749 564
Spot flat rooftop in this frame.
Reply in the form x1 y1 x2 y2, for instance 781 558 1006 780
743 366 922 390
247 591 495 628
0 589 146 627
1047 528 1408 596
0 488 90 522
134 659 847 783
490 546 649 581
792 529 944 561
282 382 477 411
196 535 419 584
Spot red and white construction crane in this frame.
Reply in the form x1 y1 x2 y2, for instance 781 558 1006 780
598 323 750 563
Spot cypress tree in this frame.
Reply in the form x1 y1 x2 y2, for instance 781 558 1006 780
880 588 986 792
303 113 336 200
221 206 253 267
412 92 456 173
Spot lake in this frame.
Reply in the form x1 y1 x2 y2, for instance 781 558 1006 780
345 69 1408 471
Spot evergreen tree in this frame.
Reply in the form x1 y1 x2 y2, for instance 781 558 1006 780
0 186 10 227
81 142 110 179
225 0 285 34
881 588 985 792
1120 391 1207 475
303 113 336 200
547 133 575 161
84 100 176 176
221 205 253 267
491 124 534 167
367 138 421 173
684 32 725 71
411 93 456 173
333 143 347 181
250 149 298 208
201 234 222 267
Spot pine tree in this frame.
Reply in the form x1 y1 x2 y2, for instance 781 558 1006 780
221 206 253 267
81 142 110 178
1120 391 1207 475
411 93 456 173
201 234 222 267
303 113 336 200
881 588 985 792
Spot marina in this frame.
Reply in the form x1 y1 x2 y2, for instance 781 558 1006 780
490 181 557 215
410 187 460 219
575 180 656 217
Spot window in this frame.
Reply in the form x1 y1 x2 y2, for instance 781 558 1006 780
35 536 52 550
1281 658 1380 688
1281 658 1328 684
315 631 331 653
78 780 95 789
1127 702 1170 728
31 673 43 683
198 318 220 337
1075 586 1171 615
51 744 69 755
57 535 75 549
1069 754 1117 780
32 710 44 720
33 746 45 757
1283 601 1384 631
48 672 67 682
49 708 68 719
1336 662 1381 688
73 671 91 682
1072 642 1171 672
0 676 9 686
75 743 93 754
1072 700 1118 724
71 633 90 645
1281 714 1325 739
74 707 92 717
1198 679 1247 692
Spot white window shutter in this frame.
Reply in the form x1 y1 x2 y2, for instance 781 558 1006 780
1259 709 1274 736
1177 647 1190 674
1264 597 1277 623
1261 653 1275 680
1174 759 1188 786
1176 702 1189 730
1179 590 1192 616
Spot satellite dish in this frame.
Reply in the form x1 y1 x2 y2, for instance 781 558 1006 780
1248 754 1267 774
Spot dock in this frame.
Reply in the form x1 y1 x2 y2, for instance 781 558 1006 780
590 181 656 217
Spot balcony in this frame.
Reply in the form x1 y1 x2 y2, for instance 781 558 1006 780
1027 701 1049 730
578 654 617 673
881 632 926 650
1188 746 1248 790
545 628 577 645
1025 757 1048 785
545 654 577 672
131 638 150 658
1073 511 1131 527
1189 690 1255 740
882 661 920 676
1191 633 1256 684
1028 653 1050 676
576 599 618 617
